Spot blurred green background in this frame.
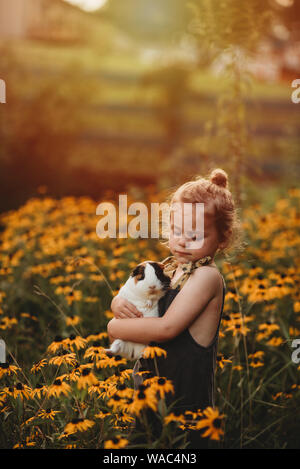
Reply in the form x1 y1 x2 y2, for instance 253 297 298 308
0 0 299 212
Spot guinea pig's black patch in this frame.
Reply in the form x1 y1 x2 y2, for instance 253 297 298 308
149 262 171 290
131 264 145 282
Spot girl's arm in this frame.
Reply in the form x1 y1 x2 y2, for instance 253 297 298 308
107 266 219 343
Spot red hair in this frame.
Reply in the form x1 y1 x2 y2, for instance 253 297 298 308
168 168 244 256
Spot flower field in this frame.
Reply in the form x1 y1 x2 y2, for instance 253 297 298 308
0 188 300 449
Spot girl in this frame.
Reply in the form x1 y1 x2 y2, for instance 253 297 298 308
107 168 242 448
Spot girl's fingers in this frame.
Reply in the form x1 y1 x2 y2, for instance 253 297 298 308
124 301 142 317
116 307 142 319
123 307 140 318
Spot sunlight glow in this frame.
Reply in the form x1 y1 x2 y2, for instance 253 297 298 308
64 0 108 12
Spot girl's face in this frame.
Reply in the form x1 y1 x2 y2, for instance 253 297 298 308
168 200 220 264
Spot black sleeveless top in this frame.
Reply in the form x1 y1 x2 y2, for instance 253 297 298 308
137 272 226 414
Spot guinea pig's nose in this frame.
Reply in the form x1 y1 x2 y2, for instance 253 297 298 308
149 285 156 290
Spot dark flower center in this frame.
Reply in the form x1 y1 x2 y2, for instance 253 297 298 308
213 418 222 429
71 418 83 424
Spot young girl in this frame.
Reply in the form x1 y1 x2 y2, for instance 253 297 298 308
107 168 242 448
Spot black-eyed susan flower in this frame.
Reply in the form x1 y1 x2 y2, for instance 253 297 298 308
94 410 111 419
47 336 68 354
130 383 158 415
256 322 280 341
164 412 186 425
86 332 107 343
30 359 48 374
65 290 82 306
104 435 129 449
225 319 251 337
31 383 47 399
107 392 127 413
142 345 167 359
65 315 81 326
13 436 36 448
47 378 71 397
114 382 135 400
77 368 99 389
0 362 20 378
84 341 106 360
266 337 283 347
0 316 18 330
147 376 174 399
195 406 225 441
37 408 60 420
60 418 95 438
95 354 127 369
216 354 232 370
64 334 87 351
12 382 32 400
86 380 101 394
49 351 77 367
249 351 265 368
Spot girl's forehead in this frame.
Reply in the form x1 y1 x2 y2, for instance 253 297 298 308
170 201 215 223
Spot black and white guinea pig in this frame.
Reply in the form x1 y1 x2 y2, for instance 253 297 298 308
104 261 170 361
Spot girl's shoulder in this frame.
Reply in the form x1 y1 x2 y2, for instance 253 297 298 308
189 263 224 292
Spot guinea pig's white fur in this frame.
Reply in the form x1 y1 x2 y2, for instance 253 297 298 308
104 261 170 361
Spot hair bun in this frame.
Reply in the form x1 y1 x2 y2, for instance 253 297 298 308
209 168 228 188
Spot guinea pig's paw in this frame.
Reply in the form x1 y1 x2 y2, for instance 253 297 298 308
108 339 122 355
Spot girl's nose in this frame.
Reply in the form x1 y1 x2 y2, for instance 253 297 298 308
178 237 186 247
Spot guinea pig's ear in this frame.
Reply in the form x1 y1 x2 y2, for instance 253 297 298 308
131 264 146 283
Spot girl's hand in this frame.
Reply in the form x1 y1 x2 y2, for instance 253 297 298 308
111 296 143 319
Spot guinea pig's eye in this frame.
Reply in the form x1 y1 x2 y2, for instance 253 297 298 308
131 264 145 283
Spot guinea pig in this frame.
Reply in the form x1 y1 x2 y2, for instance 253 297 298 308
104 261 171 360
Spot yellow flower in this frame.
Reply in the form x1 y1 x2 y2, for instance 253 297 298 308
65 315 81 326
142 346 167 359
37 408 60 420
86 332 107 342
164 412 186 425
0 362 20 378
60 418 95 438
76 368 99 390
63 334 87 351
130 383 158 416
216 354 232 370
195 407 225 441
49 351 77 367
47 336 69 354
146 376 174 399
104 436 129 449
47 378 71 397
31 383 47 399
266 337 283 347
12 383 32 400
31 359 48 373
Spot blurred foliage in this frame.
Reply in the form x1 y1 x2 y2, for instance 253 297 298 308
0 1 299 213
